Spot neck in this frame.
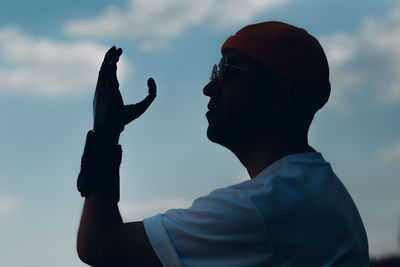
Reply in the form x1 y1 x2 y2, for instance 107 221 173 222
229 131 315 178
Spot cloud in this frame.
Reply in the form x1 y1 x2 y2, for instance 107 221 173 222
379 139 400 162
64 0 292 51
119 197 192 221
0 195 19 217
0 25 131 97
320 2 400 106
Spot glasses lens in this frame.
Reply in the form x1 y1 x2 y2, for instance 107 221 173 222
210 57 228 82
211 64 217 81
218 57 226 82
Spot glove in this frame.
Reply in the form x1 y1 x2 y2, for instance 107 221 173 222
77 46 157 201
93 46 157 137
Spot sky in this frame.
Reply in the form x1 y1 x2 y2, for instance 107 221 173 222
0 0 399 266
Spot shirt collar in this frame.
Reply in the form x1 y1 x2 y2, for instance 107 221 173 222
253 152 326 179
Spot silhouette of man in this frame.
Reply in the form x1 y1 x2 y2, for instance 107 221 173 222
77 22 369 266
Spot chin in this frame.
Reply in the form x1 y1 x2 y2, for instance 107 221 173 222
206 126 219 143
206 124 230 147
206 113 240 148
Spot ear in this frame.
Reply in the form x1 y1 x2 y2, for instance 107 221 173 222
270 79 293 112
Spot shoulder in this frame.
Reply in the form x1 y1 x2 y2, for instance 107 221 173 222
143 183 274 266
170 184 268 231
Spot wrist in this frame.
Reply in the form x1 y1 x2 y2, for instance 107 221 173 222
77 130 122 202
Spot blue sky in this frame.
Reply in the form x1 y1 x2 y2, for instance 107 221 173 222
0 0 399 266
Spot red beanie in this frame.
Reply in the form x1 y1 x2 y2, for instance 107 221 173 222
221 21 331 110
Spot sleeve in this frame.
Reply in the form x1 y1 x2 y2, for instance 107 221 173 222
143 187 273 267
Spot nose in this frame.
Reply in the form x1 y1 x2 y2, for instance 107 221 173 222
203 78 221 97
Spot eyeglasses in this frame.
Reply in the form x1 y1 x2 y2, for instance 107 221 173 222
210 56 248 82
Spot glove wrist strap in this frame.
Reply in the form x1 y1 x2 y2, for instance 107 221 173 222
77 130 122 202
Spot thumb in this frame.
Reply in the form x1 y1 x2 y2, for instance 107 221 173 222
147 77 157 96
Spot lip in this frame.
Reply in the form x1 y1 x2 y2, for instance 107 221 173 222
207 103 222 112
206 109 220 117
206 111 216 119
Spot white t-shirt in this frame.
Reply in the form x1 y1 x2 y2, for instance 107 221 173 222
143 152 369 267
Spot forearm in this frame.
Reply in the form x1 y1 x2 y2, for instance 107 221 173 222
77 193 123 265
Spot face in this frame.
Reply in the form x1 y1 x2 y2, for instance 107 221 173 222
203 49 277 148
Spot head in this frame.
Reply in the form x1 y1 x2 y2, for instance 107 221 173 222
203 21 330 150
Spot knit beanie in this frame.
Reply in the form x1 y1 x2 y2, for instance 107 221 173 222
221 21 331 110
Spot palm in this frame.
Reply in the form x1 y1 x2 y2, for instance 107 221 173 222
93 46 157 132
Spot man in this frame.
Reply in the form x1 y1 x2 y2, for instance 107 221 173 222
77 21 369 266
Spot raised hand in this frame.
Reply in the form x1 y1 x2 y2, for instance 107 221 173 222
93 46 157 133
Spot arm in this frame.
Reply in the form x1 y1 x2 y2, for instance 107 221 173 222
77 193 161 266
76 47 161 266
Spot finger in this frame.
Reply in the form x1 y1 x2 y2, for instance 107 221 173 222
103 46 116 64
122 104 138 125
122 101 147 126
109 47 122 65
115 48 123 63
99 46 121 85
110 48 122 82
101 46 121 70
147 77 155 88
99 47 116 78
109 49 122 88
147 77 157 95
104 47 121 74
